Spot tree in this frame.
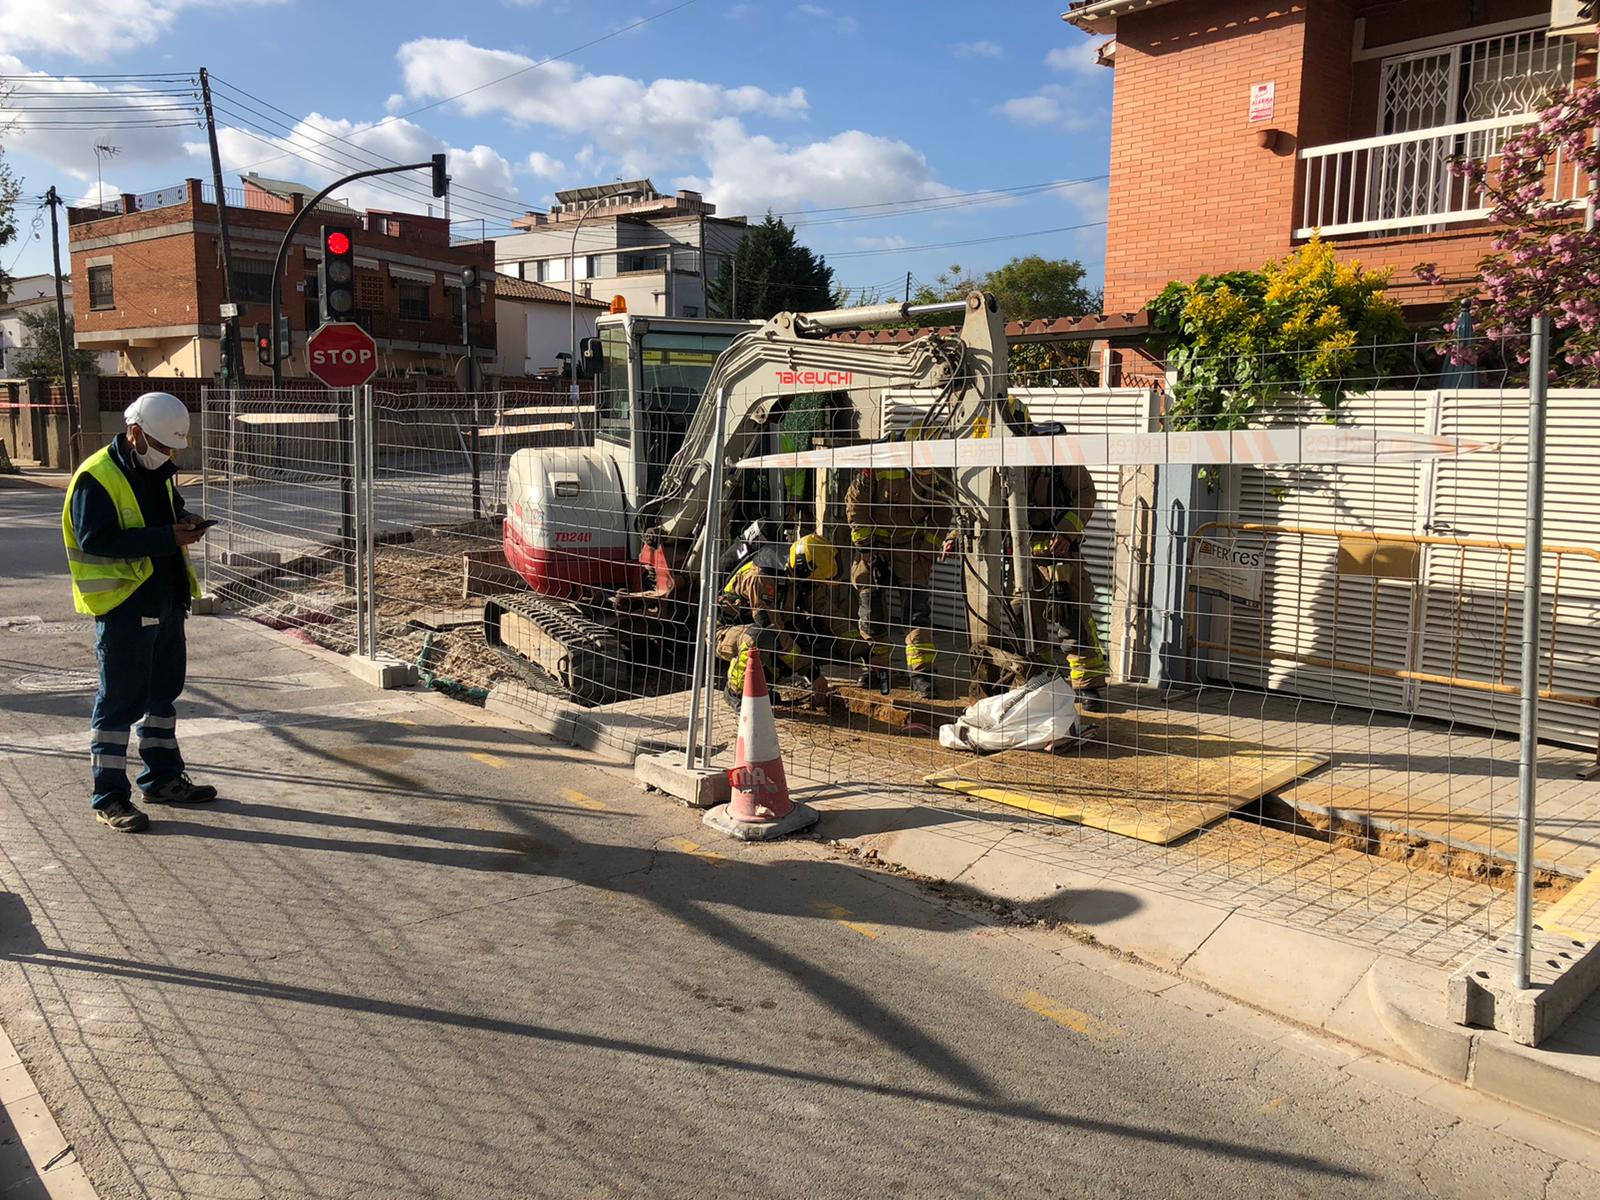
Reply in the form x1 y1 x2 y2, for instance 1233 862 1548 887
909 255 1100 379
1446 81 1600 382
15 306 99 380
708 213 835 320
0 113 20 301
1148 237 1410 430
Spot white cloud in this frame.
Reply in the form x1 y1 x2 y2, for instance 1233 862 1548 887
795 3 856 33
997 85 1099 132
953 41 1002 59
1045 41 1103 77
384 93 406 114
0 55 193 176
72 180 124 209
397 38 808 177
680 125 952 218
0 0 282 62
523 151 566 180
202 112 518 217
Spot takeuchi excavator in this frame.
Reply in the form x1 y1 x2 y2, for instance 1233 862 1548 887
483 293 1023 706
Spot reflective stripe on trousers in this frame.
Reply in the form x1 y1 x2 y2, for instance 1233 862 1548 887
90 605 187 808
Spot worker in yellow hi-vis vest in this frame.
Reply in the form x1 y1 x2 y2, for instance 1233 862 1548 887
1020 461 1109 706
845 421 952 699
63 392 217 833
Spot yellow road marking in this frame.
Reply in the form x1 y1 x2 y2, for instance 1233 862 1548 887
561 788 608 811
665 836 729 868
391 717 418 727
813 901 880 939
1259 1097 1286 1115
1020 991 1123 1041
469 752 506 769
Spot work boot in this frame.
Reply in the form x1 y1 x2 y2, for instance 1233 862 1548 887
876 669 893 696
910 673 934 700
142 772 218 805
1077 687 1108 715
856 668 873 689
95 797 150 833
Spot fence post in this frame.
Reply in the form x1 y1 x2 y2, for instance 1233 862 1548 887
200 388 211 591
351 385 367 657
339 388 356 591
684 386 728 769
1513 314 1550 992
364 384 377 661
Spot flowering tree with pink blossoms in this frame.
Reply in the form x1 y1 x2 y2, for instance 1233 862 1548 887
1450 82 1600 380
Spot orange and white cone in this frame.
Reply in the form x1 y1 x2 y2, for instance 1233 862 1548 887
703 648 818 841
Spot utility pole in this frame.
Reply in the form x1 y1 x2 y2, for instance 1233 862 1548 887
905 271 912 304
42 187 79 445
199 68 243 386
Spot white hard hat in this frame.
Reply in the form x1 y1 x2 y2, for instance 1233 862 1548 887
123 391 190 450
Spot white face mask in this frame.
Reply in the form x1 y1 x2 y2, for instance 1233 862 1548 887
130 432 171 472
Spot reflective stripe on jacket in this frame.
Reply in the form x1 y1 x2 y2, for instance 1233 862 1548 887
63 445 199 616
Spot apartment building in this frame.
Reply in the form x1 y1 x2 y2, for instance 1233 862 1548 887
67 178 497 380
492 180 748 319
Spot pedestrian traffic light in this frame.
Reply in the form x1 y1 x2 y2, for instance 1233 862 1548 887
255 321 272 366
219 318 238 382
431 153 448 199
319 225 357 324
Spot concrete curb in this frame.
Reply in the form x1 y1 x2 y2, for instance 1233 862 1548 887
822 812 1600 1136
484 682 686 766
0 1021 100 1198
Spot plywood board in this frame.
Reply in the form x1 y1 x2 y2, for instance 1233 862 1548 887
924 708 1327 845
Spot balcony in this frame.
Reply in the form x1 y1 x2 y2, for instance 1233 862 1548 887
1296 114 1593 240
301 301 494 351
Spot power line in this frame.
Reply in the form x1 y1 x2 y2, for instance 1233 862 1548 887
821 221 1108 259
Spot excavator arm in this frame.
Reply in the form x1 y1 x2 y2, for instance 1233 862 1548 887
634 291 1020 673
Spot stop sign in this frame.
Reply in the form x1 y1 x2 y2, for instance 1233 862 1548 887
306 321 378 388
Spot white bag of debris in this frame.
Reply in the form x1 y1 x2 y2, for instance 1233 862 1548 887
938 673 1081 754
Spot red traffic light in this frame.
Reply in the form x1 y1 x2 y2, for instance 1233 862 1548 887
325 230 351 256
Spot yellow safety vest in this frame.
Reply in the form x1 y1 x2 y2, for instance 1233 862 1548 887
62 444 200 617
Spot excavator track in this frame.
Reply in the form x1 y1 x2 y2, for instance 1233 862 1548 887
483 593 634 708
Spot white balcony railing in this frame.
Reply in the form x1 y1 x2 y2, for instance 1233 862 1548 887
1295 113 1593 240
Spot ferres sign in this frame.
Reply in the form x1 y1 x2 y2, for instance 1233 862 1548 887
306 322 378 388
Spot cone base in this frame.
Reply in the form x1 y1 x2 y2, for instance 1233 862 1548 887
702 801 819 842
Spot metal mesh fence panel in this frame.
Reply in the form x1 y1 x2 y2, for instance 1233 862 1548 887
202 320 1600 976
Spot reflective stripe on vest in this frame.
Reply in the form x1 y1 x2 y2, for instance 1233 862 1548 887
62 444 199 617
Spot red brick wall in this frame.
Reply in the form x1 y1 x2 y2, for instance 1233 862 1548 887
69 193 205 338
1103 1 1315 312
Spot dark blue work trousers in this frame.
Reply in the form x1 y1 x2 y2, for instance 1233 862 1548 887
89 604 187 808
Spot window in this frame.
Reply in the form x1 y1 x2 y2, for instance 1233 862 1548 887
638 330 737 497
620 252 665 274
234 261 273 304
88 265 114 310
595 325 631 445
398 282 429 321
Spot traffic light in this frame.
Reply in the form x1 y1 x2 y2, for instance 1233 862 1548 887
431 153 448 199
255 321 272 366
319 225 357 324
219 318 238 382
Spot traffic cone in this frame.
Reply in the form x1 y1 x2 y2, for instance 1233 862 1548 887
702 648 819 841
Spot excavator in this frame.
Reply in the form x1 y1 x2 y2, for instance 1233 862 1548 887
483 292 1023 706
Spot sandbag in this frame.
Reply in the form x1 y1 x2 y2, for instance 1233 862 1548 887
938 673 1081 753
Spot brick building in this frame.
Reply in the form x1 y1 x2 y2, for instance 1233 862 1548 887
1064 0 1598 322
67 178 496 381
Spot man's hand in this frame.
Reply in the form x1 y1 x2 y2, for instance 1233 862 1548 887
939 534 959 562
172 523 205 547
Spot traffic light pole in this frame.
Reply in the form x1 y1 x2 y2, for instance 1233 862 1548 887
199 68 244 387
268 156 447 388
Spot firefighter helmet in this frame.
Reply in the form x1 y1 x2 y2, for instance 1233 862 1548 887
789 534 837 582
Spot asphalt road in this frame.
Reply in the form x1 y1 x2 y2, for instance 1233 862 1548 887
2 475 1598 1199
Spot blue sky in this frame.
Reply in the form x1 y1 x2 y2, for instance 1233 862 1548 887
2 0 1112 302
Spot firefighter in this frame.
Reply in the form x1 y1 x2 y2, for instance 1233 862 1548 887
845 421 950 698
714 535 837 709
1020 458 1110 706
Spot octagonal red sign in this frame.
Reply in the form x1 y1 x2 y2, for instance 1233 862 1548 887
306 321 378 389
